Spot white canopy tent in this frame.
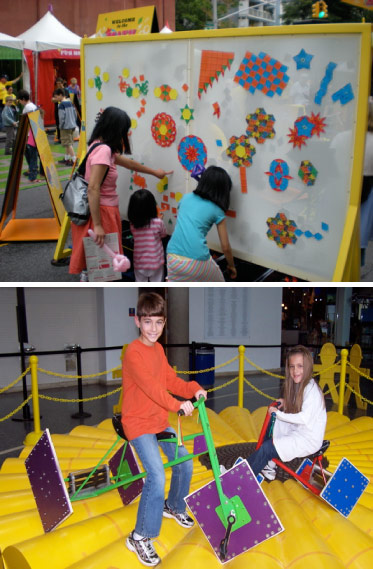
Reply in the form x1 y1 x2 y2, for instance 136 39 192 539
17 11 81 52
0 32 24 50
16 11 82 125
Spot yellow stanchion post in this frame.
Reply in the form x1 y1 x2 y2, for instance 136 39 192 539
338 348 348 415
24 355 43 446
238 345 245 408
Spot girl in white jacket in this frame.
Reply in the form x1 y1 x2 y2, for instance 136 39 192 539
247 345 327 481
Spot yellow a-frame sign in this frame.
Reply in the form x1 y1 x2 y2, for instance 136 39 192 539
0 111 65 241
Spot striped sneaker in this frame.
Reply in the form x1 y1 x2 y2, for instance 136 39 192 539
126 531 160 566
163 500 194 528
261 460 277 481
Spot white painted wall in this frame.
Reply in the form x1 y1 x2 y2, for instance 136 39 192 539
0 287 282 391
189 287 282 374
0 287 139 389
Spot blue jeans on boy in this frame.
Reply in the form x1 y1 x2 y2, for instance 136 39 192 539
131 426 193 538
25 144 38 181
247 438 280 476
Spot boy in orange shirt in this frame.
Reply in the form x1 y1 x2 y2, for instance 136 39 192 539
122 292 207 566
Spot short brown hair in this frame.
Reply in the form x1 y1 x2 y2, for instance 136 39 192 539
137 292 165 318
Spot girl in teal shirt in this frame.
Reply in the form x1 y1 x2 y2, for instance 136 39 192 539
166 166 237 281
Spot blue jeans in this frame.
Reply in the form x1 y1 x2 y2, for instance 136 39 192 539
25 144 38 181
130 427 193 538
247 438 279 476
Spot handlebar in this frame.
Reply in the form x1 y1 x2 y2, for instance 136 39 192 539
177 395 206 416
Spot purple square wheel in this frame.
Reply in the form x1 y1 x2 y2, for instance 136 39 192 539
25 429 73 532
185 460 283 563
109 443 144 506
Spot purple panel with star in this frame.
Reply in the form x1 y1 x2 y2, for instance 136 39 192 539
25 429 73 533
109 443 144 506
185 460 283 563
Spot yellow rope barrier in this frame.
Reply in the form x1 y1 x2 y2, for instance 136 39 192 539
313 360 341 377
177 355 239 375
0 367 31 394
39 386 122 403
0 347 366 429
244 376 274 400
244 355 285 379
37 366 121 380
207 377 238 393
347 361 372 381
0 394 33 422
345 382 373 406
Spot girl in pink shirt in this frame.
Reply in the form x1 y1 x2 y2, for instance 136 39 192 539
69 107 172 279
128 189 167 281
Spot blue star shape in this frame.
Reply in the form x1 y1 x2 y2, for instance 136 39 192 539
295 116 314 138
293 49 314 70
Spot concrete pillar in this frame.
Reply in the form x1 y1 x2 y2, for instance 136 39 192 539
335 287 352 347
166 287 189 374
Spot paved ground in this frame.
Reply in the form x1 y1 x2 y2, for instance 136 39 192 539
0 132 372 283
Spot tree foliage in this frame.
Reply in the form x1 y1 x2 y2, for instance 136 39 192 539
282 0 373 25
175 0 240 31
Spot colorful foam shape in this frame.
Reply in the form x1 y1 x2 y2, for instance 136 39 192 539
314 62 337 105
246 107 276 143
226 135 256 167
293 48 314 70
109 443 144 506
180 104 194 124
185 460 283 563
265 159 293 191
154 84 178 102
331 83 354 105
25 429 73 533
320 458 369 517
298 160 318 186
151 113 177 147
294 116 314 138
234 51 289 97
198 50 235 98
178 135 207 172
266 212 298 248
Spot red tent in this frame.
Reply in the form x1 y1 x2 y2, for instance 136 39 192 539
18 11 81 126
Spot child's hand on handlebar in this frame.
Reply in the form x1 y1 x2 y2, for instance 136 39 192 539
268 405 278 416
179 401 194 416
195 388 208 400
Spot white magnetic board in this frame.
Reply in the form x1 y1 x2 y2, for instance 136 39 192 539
82 24 371 281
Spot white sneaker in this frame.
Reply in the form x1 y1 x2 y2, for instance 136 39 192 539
220 464 228 474
261 460 277 481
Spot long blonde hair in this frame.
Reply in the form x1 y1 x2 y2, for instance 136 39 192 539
283 345 324 413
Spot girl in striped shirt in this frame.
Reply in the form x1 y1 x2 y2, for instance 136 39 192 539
128 189 167 281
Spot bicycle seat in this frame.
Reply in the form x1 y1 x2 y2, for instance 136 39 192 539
112 413 127 440
112 414 176 442
156 431 176 441
309 440 330 459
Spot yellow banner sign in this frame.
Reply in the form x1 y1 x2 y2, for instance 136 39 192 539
341 0 373 10
96 6 159 36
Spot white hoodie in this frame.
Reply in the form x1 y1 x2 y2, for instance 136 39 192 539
273 378 327 463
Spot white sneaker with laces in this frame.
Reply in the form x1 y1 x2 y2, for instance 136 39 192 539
261 459 277 481
163 500 194 528
126 531 161 566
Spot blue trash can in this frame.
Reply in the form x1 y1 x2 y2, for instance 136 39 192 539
189 346 215 387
